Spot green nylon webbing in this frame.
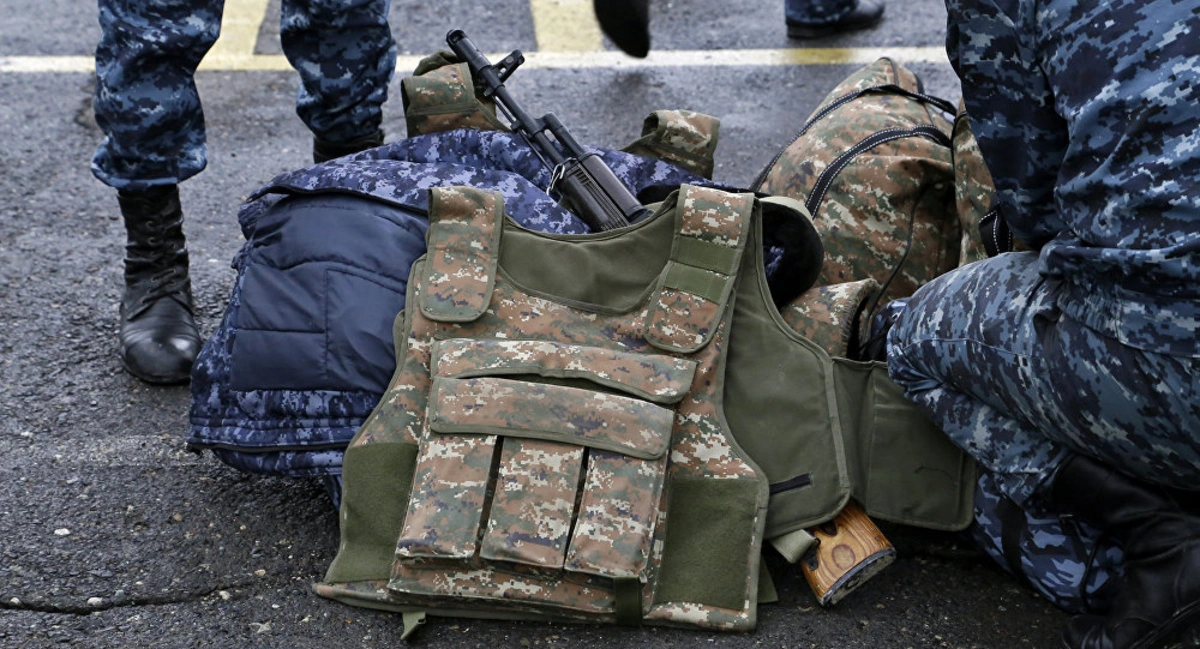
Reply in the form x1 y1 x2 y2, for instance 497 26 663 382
663 263 727 304
400 610 426 640
613 577 643 626
674 236 740 275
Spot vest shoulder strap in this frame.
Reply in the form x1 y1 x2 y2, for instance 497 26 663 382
419 186 502 322
645 184 755 353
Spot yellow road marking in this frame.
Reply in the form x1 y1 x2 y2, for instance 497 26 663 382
198 0 271 71
0 0 949 74
530 0 604 53
0 46 948 74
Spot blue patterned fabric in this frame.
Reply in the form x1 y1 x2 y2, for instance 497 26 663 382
187 129 712 493
92 0 396 191
970 472 1123 614
888 0 1200 614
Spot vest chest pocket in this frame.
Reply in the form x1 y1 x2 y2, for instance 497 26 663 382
395 338 697 595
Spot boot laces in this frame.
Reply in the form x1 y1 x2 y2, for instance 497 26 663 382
124 207 191 309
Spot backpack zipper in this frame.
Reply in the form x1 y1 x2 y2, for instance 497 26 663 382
750 81 956 192
805 124 952 216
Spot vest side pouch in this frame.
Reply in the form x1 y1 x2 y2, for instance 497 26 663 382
389 338 697 617
723 223 853 539
833 358 976 530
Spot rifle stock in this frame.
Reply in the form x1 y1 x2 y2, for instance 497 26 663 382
801 501 896 606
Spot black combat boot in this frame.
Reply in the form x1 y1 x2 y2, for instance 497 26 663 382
1052 454 1200 649
117 185 200 385
786 1 885 40
312 129 385 164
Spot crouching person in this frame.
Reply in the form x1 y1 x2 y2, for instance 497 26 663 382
886 1 1200 648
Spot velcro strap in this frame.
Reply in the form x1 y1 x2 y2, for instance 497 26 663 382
645 185 754 353
613 577 644 626
419 186 502 322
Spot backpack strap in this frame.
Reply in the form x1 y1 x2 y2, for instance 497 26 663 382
419 186 502 322
645 184 754 353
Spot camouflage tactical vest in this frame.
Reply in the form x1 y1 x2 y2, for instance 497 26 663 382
317 184 770 631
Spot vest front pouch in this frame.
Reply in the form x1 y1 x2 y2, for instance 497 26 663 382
319 184 769 632
392 339 695 614
833 358 976 530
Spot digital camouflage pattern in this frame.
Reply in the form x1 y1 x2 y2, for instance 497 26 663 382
432 338 698 402
318 184 767 630
421 187 502 321
754 57 959 306
889 252 1200 609
187 128 715 484
399 55 721 181
427 377 674 458
949 100 993 267
889 0 1200 614
400 52 509 137
646 189 753 353
622 110 721 180
946 0 1200 316
241 129 713 235
970 472 1123 614
778 278 880 357
92 0 396 191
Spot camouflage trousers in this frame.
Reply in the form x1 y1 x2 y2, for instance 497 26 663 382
92 0 396 191
888 251 1200 609
784 0 859 24
888 251 1200 503
970 471 1123 614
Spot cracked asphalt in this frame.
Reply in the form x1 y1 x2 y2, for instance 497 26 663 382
1 0 1072 647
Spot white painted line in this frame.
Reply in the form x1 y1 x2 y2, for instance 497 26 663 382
0 56 97 73
0 46 949 75
1 435 203 469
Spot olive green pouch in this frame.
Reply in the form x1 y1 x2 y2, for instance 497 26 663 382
834 358 976 530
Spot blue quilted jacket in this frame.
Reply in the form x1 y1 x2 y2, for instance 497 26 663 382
186 129 712 503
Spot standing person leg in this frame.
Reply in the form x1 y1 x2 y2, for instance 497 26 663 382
280 0 396 163
93 0 220 384
784 0 884 40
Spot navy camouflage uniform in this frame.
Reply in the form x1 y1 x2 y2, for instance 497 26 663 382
887 0 1200 612
92 0 396 191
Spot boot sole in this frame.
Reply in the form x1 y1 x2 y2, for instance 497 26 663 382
786 15 883 39
120 358 192 386
1135 599 1200 648
1059 600 1200 649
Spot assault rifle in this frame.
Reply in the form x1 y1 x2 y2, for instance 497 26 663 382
446 29 650 231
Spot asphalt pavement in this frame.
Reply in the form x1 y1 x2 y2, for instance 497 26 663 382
0 0 1072 647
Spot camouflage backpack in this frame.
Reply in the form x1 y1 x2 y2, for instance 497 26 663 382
753 57 963 355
